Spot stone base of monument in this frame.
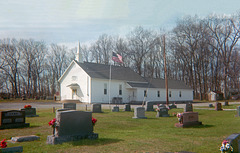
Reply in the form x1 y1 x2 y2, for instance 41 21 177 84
47 133 98 145
112 106 119 112
0 146 23 153
175 112 202 128
21 108 39 117
175 121 202 128
0 123 30 130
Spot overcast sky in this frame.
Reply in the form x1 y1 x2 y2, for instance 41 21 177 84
1 0 239 48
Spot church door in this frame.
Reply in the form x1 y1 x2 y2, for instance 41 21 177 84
72 89 77 99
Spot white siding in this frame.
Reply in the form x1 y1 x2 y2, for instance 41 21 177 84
134 88 193 102
59 62 90 103
91 79 129 103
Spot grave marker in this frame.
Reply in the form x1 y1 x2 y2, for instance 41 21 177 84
20 108 39 117
175 112 202 128
169 103 177 109
0 146 23 153
225 133 240 153
112 106 119 112
124 104 131 111
209 104 213 108
0 110 29 129
215 102 223 111
145 101 154 111
132 107 147 119
156 107 170 117
184 103 193 112
224 101 229 106
47 110 98 145
11 135 40 142
237 106 240 117
62 103 76 110
91 104 103 113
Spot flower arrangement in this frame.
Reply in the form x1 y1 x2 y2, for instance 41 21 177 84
24 105 32 109
177 113 183 124
155 108 160 112
48 118 56 135
172 112 177 116
92 117 97 126
220 140 233 153
0 139 7 148
48 118 56 128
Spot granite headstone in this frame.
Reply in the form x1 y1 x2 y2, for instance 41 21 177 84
156 107 170 117
124 104 131 111
175 112 202 128
215 102 223 111
47 110 98 145
145 101 154 111
62 103 76 110
0 110 29 129
132 107 147 119
91 104 103 113
184 103 193 112
112 106 119 112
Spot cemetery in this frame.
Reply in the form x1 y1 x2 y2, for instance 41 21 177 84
0 102 240 152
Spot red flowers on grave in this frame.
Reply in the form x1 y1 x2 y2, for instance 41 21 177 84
24 105 32 109
0 139 7 148
92 117 97 126
48 118 56 128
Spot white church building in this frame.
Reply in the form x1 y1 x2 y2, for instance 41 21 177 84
58 52 193 104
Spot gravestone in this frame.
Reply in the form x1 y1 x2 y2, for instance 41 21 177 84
224 101 229 106
175 112 202 128
159 104 166 108
62 103 76 110
209 104 213 108
237 106 240 117
225 133 240 153
145 101 154 111
132 107 147 119
156 107 170 117
20 108 39 117
169 103 177 109
47 110 98 145
11 135 40 142
184 103 193 112
0 110 30 129
215 102 223 111
0 146 23 153
91 104 103 113
112 106 119 112
124 104 131 111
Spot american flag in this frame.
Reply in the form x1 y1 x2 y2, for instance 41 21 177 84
112 52 123 63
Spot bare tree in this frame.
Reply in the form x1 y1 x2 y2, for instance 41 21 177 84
206 14 240 99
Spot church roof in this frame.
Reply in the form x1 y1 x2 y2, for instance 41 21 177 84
76 61 147 83
144 78 192 90
73 61 192 90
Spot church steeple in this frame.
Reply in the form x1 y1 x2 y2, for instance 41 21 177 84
75 42 83 63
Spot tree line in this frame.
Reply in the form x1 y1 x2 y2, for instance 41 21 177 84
1 13 240 100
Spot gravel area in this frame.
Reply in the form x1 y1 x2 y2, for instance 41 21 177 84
0 101 240 111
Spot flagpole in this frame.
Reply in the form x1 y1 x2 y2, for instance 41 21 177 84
163 35 169 106
109 56 112 110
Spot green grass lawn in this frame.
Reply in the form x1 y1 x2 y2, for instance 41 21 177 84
0 108 239 153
